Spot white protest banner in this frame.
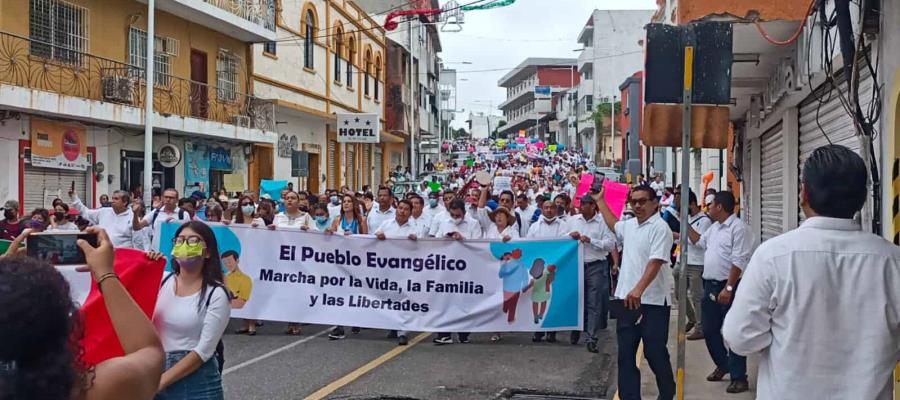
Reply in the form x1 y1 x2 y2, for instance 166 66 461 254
493 176 512 195
158 223 583 332
336 113 380 143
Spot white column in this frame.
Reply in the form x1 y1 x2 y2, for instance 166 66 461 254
142 0 155 205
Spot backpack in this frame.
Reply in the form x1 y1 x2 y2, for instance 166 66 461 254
149 208 189 241
161 273 230 374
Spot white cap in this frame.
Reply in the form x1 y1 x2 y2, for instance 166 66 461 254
705 194 715 205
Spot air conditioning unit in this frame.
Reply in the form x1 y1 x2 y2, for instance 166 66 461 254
232 115 251 128
102 75 135 104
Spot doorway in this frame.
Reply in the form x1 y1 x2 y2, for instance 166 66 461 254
307 153 320 194
248 144 274 195
120 150 174 195
190 49 208 119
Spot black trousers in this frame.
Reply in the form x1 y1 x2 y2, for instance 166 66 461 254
616 304 675 400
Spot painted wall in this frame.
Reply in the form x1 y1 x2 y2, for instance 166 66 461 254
880 0 900 244
674 0 810 24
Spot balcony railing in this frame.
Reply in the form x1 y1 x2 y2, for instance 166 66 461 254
204 0 277 31
0 32 274 132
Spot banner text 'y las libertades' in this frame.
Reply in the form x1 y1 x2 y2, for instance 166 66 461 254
158 222 584 332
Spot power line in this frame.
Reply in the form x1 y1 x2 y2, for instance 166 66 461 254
447 50 644 74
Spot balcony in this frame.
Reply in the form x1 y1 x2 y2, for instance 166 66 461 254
0 32 274 134
136 0 277 42
577 46 594 73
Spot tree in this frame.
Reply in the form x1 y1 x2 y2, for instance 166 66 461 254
590 101 622 134
453 127 469 139
491 120 507 140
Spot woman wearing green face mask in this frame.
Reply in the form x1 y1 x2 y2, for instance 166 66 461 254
153 221 230 399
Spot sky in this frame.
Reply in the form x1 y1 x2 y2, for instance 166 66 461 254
438 0 657 129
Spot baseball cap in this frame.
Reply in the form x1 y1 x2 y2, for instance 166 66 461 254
3 200 19 210
705 194 715 205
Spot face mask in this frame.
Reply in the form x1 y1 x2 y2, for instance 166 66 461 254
241 205 255 215
54 211 66 221
315 216 328 224
452 217 463 225
4 210 16 221
543 215 556 223
330 196 340 205
429 199 438 207
173 243 205 271
28 220 44 229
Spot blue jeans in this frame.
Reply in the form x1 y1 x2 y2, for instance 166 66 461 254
583 259 610 342
616 304 675 400
155 351 224 400
702 279 747 381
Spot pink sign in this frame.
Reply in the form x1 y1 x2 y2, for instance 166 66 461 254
603 180 630 218
573 173 594 207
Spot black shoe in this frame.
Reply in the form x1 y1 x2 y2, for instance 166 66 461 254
726 379 750 393
546 332 557 343
569 331 581 345
398 335 408 346
351 327 361 334
706 368 727 382
386 330 398 339
458 335 470 344
247 330 257 336
328 328 346 340
685 321 695 333
532 333 544 342
586 341 599 353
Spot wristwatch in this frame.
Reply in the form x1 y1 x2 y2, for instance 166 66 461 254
725 285 734 292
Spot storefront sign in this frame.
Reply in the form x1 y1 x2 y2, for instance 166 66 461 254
337 113 380 143
30 119 90 171
158 144 181 168
184 142 209 194
209 146 233 171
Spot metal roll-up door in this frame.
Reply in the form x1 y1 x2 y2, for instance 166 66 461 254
759 123 784 242
24 163 90 211
327 140 337 190
362 144 371 187
798 67 873 223
346 144 356 190
374 146 383 186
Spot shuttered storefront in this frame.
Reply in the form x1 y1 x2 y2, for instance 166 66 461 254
374 146 383 187
346 144 356 190
24 159 92 211
327 140 337 190
798 68 873 223
759 123 784 242
362 144 371 187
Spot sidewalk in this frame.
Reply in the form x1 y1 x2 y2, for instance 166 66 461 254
616 309 759 399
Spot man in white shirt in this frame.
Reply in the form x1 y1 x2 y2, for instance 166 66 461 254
516 193 537 237
723 145 900 400
70 189 137 248
428 191 457 237
672 188 712 341
567 194 617 353
407 194 431 238
370 199 418 346
596 185 675 400
367 186 396 233
133 188 191 252
685 191 753 393
433 198 481 345
422 191 445 222
650 175 665 199
527 200 569 343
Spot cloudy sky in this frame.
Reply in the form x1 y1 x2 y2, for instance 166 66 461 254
438 0 657 128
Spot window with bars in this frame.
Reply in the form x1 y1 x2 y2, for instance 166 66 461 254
304 10 315 69
216 51 238 102
333 34 341 83
346 39 354 88
374 62 380 100
128 27 173 86
263 41 277 55
29 0 89 65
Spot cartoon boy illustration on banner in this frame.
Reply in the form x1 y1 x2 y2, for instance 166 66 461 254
223 250 253 309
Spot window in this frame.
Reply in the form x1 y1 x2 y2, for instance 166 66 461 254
128 27 173 86
29 0 88 65
364 50 371 96
304 10 315 69
333 28 342 83
263 41 277 55
216 50 238 102
374 56 381 100
346 37 355 88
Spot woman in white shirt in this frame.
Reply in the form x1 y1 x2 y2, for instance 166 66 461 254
153 221 231 399
270 191 315 231
225 195 265 226
48 203 79 232
484 206 519 242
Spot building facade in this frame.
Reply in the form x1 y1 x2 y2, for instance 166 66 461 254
0 0 278 212
497 58 578 141
252 0 386 193
466 112 503 139
576 9 654 163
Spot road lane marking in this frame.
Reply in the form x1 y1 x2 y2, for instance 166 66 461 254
303 332 431 400
613 340 644 400
222 326 334 376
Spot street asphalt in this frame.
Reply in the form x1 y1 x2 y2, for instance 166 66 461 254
221 321 617 400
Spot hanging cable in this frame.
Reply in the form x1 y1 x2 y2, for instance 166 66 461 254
753 0 817 46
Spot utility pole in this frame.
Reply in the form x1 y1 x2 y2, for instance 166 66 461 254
674 28 694 400
408 17 417 179
143 0 155 205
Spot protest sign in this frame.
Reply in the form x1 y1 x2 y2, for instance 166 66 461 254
493 176 512 195
573 173 594 207
157 223 584 332
603 180 630 218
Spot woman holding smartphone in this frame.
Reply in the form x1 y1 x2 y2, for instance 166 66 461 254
153 221 231 399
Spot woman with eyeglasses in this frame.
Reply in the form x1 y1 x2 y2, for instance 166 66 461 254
224 195 264 227
153 221 231 399
325 194 368 236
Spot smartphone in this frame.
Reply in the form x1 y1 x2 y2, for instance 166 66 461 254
27 232 98 266
590 173 606 193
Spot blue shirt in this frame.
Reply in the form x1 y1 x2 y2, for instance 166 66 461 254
499 259 529 293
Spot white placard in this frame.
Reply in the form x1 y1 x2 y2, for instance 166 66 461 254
337 113 380 143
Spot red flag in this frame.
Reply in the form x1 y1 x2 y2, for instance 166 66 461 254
79 248 165 366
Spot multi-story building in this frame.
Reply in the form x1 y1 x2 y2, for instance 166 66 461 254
576 9 654 164
0 0 278 211
497 58 578 140
251 0 386 193
646 0 898 250
466 112 503 139
551 89 577 148
358 0 442 178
